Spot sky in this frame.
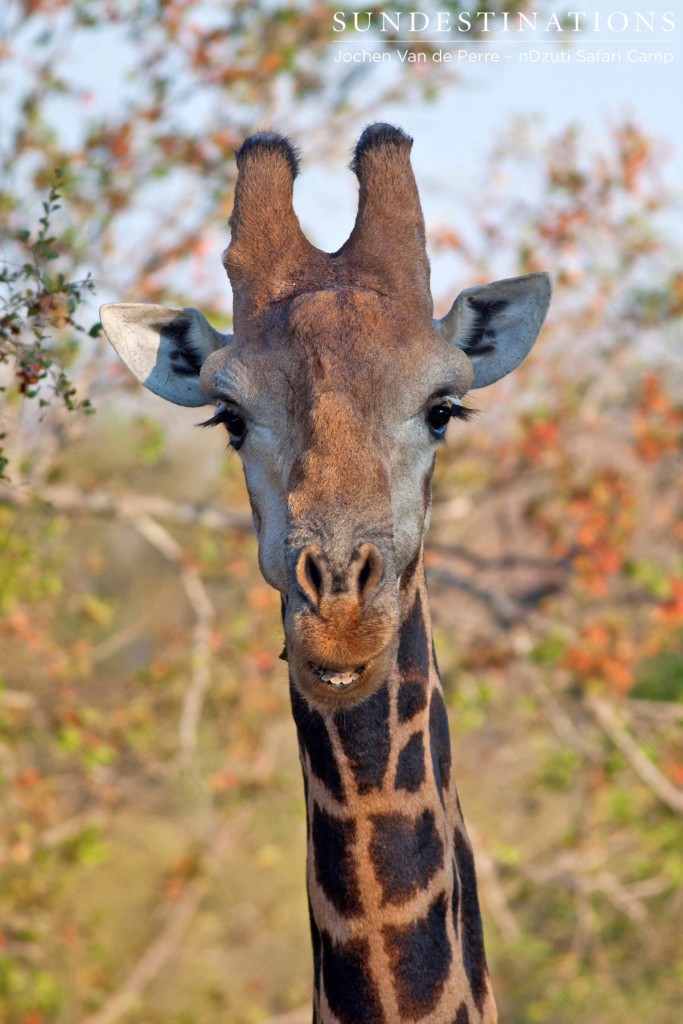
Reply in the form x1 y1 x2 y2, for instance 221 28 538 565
3 0 681 308
297 0 683 287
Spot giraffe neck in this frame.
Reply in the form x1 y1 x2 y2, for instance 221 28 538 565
289 548 497 1024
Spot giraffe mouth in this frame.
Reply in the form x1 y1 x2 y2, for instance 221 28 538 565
313 663 367 690
290 643 395 705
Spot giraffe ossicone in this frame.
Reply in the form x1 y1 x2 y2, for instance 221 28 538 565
101 123 551 1024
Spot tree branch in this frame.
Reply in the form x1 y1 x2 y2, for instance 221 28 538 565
520 850 654 933
0 481 252 533
131 515 215 768
524 667 595 757
427 565 525 628
586 694 683 816
81 816 244 1024
467 824 521 943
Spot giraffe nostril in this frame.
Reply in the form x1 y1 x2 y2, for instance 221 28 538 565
305 552 323 598
354 543 383 601
358 556 372 594
295 545 328 608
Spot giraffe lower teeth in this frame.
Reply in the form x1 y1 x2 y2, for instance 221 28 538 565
315 666 362 688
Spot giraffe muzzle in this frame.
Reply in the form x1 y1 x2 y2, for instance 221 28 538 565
285 540 399 703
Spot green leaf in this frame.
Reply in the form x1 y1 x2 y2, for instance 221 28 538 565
632 648 683 702
529 632 566 666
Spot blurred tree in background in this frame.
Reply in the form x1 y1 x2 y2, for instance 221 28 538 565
1 2 682 1023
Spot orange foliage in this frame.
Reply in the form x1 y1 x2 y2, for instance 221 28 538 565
633 372 683 461
518 417 561 466
616 122 654 193
655 578 683 625
564 620 636 693
561 473 635 596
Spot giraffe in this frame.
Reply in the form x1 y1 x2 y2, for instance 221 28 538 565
101 123 551 1024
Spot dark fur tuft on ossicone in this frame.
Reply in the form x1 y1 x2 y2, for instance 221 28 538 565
351 122 412 175
236 132 301 178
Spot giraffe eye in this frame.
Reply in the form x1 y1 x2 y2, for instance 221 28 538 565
199 406 248 449
426 399 476 439
427 402 452 436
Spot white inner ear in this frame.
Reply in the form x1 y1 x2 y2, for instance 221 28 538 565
101 303 232 407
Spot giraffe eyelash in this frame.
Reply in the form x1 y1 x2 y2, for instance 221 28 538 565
198 406 248 449
427 398 478 445
198 408 230 429
448 401 477 422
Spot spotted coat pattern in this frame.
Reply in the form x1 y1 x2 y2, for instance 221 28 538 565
292 550 496 1024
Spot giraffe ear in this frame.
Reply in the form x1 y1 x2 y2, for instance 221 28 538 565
435 273 552 389
100 304 232 407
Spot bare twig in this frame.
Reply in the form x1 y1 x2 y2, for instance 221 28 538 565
0 481 252 533
427 565 525 628
586 694 683 817
81 816 243 1024
131 515 215 768
626 698 683 726
570 887 597 963
0 689 36 710
36 809 107 851
426 541 575 574
594 871 649 927
0 482 225 773
90 618 151 665
626 875 671 900
520 853 653 933
467 825 521 943
523 667 595 757
82 881 205 1024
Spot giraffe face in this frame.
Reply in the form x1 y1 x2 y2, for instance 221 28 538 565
200 286 472 705
101 124 551 708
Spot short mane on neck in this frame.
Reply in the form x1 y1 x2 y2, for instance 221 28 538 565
290 548 497 1024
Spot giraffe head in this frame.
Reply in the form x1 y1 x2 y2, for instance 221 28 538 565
101 124 551 708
